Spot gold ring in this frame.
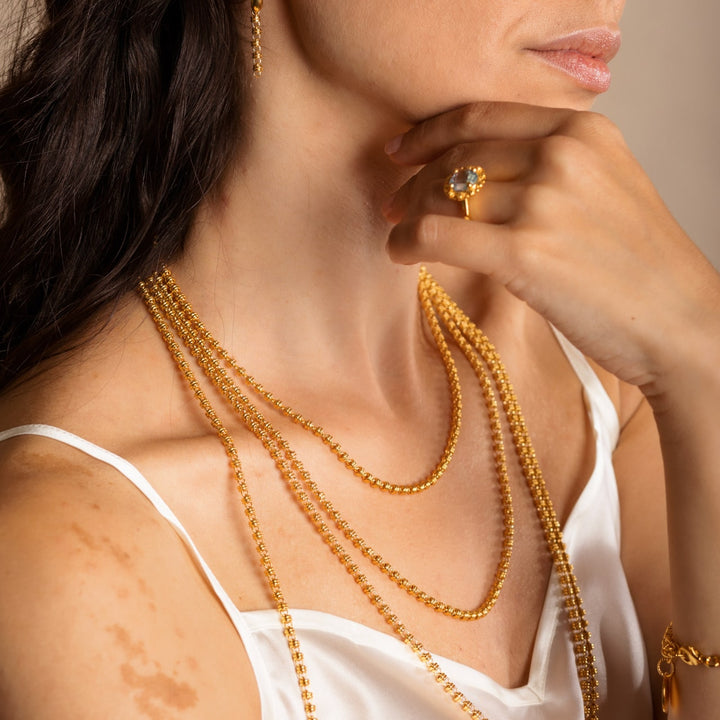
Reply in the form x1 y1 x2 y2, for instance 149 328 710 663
443 166 486 220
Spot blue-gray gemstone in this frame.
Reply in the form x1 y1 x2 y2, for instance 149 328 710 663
449 169 479 193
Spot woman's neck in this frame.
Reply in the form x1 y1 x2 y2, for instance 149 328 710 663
173 78 431 407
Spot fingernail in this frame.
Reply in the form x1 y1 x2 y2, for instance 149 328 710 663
384 134 403 155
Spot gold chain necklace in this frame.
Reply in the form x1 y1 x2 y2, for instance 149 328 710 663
138 268 599 720
215 292 463 495
151 268 514 621
421 270 599 718
170 277 464 496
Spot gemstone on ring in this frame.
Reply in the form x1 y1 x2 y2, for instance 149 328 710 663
444 166 486 220
444 167 486 200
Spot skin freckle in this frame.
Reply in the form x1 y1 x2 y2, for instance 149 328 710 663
70 522 99 551
101 535 134 566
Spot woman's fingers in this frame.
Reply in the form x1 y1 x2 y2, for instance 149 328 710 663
383 137 538 224
386 102 576 165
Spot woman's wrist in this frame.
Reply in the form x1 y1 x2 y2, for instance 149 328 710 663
640 309 720 419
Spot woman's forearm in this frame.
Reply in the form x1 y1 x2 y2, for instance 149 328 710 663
650 330 720 717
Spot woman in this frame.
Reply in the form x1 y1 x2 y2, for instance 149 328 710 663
1 0 719 718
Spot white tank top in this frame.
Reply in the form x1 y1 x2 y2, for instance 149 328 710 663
0 334 653 719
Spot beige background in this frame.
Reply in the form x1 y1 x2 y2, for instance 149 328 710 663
1 0 718 266
595 0 720 268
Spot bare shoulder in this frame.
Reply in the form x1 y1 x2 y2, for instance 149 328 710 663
0 434 259 720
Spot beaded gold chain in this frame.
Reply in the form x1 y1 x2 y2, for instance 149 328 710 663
214 281 464 495
138 267 600 720
421 270 599 718
201 311 463 496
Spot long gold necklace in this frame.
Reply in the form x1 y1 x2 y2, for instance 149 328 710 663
138 268 599 720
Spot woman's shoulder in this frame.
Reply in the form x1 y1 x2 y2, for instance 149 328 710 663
0 430 174 624
0 311 261 717
0 429 260 719
0 322 203 654
0 431 168 714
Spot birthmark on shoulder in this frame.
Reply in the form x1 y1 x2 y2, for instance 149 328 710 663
108 624 148 662
108 624 199 718
120 664 199 719
69 522 135 568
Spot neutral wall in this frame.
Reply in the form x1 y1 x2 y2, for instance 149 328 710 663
595 0 720 268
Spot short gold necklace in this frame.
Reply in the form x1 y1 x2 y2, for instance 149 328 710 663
221 297 463 496
139 268 599 720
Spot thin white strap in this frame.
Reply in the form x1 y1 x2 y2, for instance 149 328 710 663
550 330 620 451
0 423 277 716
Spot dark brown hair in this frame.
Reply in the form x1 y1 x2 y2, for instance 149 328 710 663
0 0 244 390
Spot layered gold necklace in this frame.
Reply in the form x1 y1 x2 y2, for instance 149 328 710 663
139 267 599 720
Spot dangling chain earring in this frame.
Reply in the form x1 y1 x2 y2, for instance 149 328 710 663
251 0 263 77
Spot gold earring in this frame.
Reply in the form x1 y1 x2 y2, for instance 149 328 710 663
251 0 263 77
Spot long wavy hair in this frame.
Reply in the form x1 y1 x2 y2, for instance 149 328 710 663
0 0 244 391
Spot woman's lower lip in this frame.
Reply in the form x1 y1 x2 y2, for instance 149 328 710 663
528 49 612 93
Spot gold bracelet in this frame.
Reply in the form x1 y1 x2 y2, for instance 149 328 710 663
657 623 720 713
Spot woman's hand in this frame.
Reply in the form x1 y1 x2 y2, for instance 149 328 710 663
384 102 720 400
384 103 720 719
